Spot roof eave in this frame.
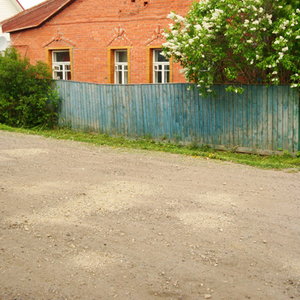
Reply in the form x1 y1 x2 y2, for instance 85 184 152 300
2 0 75 33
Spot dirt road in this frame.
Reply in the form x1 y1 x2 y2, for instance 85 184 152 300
0 131 300 300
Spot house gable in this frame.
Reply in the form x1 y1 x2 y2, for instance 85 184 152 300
11 0 24 11
0 0 24 50
0 0 23 24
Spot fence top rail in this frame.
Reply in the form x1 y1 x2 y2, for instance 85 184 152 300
54 80 295 89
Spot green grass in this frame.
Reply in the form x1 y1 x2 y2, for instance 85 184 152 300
1 123 299 171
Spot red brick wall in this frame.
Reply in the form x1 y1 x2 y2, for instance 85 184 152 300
10 0 193 84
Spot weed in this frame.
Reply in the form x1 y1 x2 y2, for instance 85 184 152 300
143 133 152 140
283 150 293 158
199 144 213 152
188 141 199 150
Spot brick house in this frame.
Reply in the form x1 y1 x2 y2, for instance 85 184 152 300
0 0 24 51
1 0 193 84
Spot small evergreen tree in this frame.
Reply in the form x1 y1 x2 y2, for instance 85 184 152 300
0 48 59 128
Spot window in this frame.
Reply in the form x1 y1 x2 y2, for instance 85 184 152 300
52 50 71 80
108 47 131 84
153 49 169 83
115 50 128 84
147 47 172 83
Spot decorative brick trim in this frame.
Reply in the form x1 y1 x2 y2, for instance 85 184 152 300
12 45 29 57
107 25 133 47
145 25 164 46
43 30 76 48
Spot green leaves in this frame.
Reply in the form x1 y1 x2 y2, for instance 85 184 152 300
163 0 300 96
0 48 59 128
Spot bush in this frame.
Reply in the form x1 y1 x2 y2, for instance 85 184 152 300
162 0 300 97
0 48 59 128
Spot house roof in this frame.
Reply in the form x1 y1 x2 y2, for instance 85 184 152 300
1 0 74 33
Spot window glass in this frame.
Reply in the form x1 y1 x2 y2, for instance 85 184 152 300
154 50 168 63
116 51 128 63
153 49 169 83
164 70 170 83
115 50 128 84
54 51 70 62
52 50 71 80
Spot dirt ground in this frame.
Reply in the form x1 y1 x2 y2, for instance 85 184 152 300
0 131 300 300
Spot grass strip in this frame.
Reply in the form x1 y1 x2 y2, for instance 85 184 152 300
0 124 299 171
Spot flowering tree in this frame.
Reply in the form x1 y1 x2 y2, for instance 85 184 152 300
162 0 300 96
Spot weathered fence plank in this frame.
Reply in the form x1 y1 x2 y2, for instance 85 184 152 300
57 81 300 154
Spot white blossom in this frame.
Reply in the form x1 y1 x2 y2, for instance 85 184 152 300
167 12 177 20
211 9 223 20
175 15 185 23
195 24 202 31
163 0 299 92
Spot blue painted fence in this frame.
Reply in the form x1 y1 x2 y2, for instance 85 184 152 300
56 81 300 154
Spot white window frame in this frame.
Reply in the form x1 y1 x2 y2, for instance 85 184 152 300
114 50 128 84
52 50 71 80
153 49 169 83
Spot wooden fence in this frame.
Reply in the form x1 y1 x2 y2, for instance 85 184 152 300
56 81 300 154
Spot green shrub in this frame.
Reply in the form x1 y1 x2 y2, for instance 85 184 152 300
0 48 59 128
